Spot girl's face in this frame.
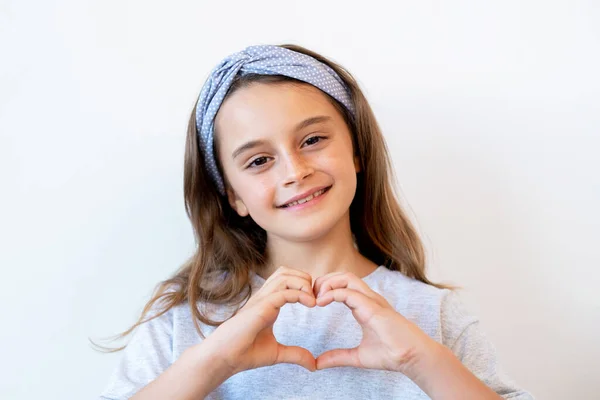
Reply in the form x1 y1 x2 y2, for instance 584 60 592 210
215 82 360 242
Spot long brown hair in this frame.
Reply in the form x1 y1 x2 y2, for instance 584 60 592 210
92 44 459 352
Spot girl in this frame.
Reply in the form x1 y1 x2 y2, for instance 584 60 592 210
97 44 534 399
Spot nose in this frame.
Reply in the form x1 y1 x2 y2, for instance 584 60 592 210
281 153 314 186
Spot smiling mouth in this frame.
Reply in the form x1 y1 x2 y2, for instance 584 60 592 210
278 186 332 208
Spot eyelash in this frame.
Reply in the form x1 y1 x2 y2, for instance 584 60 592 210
246 135 328 169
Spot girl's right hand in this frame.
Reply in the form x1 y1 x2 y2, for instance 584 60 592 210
196 266 317 375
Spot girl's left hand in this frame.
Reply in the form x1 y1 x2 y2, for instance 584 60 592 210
312 271 440 377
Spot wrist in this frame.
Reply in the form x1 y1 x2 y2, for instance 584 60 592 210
403 342 501 399
186 341 237 383
400 340 449 383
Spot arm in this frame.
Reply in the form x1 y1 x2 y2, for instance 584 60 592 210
131 343 233 400
406 341 503 400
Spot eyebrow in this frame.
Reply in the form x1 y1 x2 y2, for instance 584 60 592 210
231 115 332 160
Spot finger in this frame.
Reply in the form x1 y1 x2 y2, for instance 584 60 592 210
316 348 361 370
264 289 317 310
316 288 379 323
314 272 370 299
262 275 314 297
264 266 313 286
312 271 346 295
316 273 389 308
316 288 366 309
276 344 316 372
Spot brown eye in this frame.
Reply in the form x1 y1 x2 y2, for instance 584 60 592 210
302 136 327 147
247 156 270 168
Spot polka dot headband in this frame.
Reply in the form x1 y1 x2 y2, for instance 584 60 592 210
194 44 356 195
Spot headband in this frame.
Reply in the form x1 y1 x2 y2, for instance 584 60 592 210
194 44 355 195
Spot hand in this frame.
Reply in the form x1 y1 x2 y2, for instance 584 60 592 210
313 271 438 378
199 266 317 375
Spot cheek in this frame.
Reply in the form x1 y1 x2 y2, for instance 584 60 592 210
234 175 276 209
318 150 355 179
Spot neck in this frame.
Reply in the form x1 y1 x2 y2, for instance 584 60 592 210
260 212 378 282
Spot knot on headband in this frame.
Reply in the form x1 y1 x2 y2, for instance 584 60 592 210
195 45 356 195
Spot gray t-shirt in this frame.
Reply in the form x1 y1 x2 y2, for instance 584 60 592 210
99 266 534 399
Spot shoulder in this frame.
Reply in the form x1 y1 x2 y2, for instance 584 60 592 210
366 266 478 347
125 281 243 349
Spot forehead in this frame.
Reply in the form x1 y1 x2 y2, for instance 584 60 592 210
214 82 343 145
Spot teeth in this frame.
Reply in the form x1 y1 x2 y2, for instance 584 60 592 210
285 188 326 207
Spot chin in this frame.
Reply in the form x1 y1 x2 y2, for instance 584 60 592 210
286 228 333 242
269 214 342 242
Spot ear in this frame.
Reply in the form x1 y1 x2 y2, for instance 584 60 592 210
354 155 361 173
226 187 249 217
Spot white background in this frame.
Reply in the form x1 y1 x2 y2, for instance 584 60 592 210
1 1 598 399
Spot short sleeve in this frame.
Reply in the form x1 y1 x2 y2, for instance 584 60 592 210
98 306 174 400
441 290 536 399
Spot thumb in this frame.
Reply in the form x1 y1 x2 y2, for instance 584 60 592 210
316 348 362 370
276 344 316 372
